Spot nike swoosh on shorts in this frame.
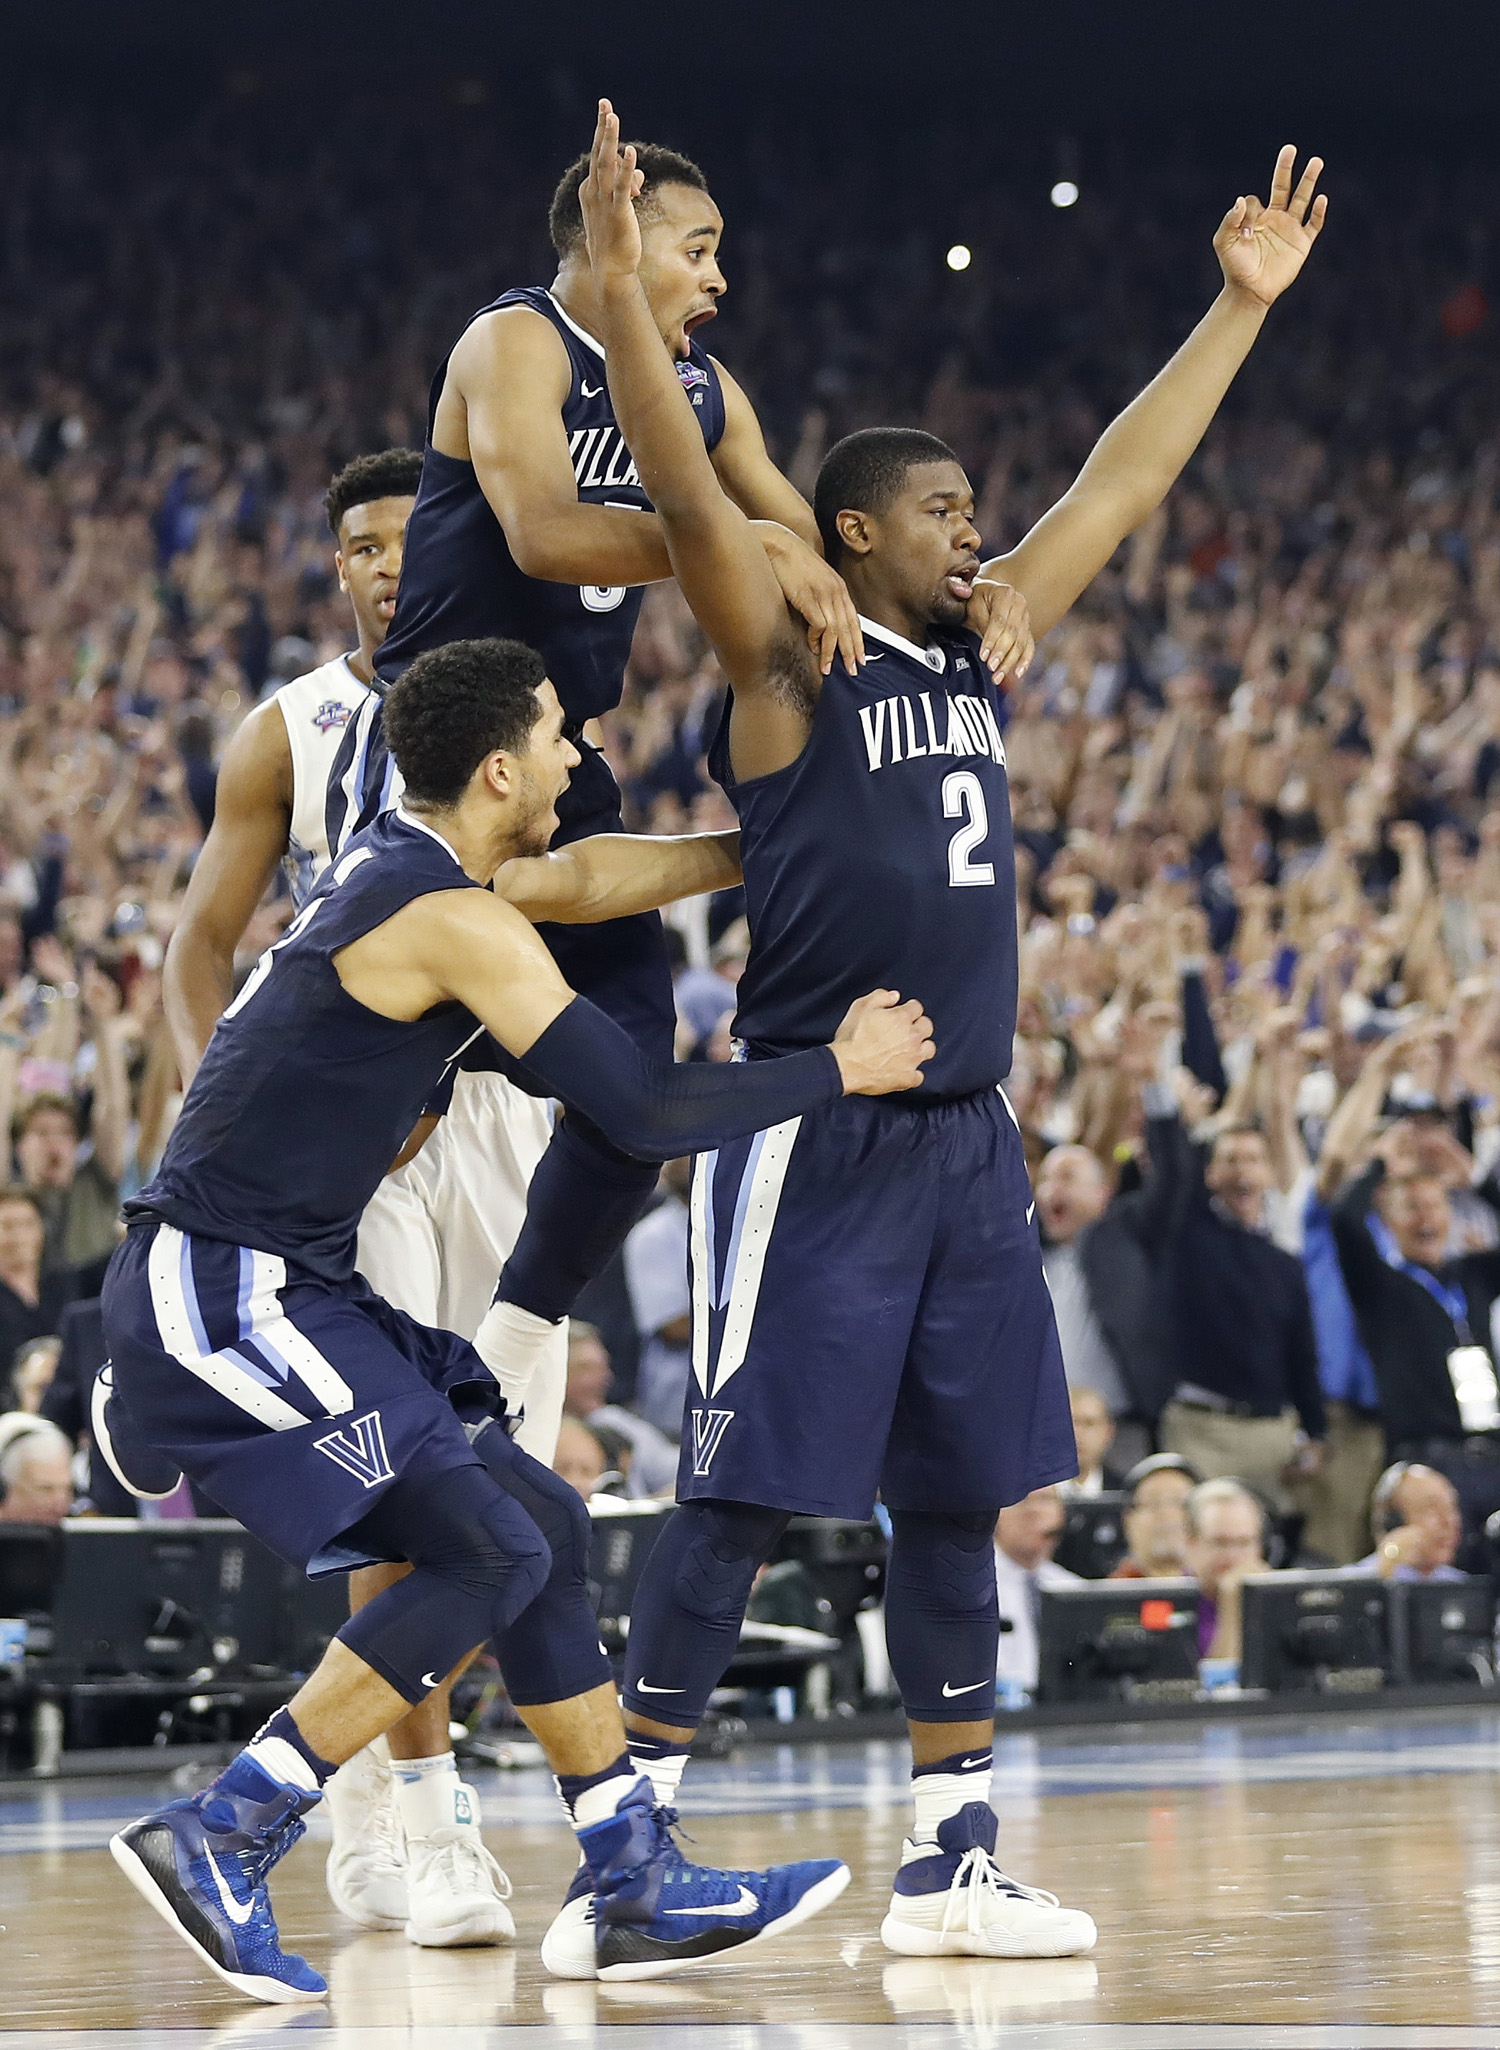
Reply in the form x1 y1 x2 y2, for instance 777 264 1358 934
941 1678 992 1697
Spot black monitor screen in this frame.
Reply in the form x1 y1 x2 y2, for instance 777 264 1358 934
1239 1572 1388 1695
1389 1575 1496 1686
1036 1578 1200 1704
0 1523 64 1617
1053 1493 1128 1580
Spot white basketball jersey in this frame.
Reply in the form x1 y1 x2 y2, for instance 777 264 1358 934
274 655 401 904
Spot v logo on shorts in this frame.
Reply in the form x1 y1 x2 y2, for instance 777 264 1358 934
690 1407 735 1477
313 1409 394 1490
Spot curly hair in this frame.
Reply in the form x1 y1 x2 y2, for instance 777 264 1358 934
814 427 960 567
324 448 424 538
383 638 548 809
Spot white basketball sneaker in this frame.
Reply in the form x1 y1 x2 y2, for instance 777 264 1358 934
324 1741 408 1932
540 1856 597 1979
880 1803 1096 1959
403 1781 516 1948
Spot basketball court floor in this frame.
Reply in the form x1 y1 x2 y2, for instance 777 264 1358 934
8 1702 1500 2047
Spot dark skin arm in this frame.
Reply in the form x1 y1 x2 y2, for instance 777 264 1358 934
579 109 819 782
435 304 862 673
161 700 292 1084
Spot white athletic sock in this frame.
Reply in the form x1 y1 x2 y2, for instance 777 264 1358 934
242 1735 321 1795
911 1748 994 1845
392 1750 466 1840
568 1770 648 1831
471 1297 562 1414
627 1742 690 1808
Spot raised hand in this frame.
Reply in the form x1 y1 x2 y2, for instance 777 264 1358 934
1215 147 1327 308
831 989 936 1096
754 523 865 676
579 99 644 284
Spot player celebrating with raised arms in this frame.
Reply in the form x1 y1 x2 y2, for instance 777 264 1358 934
545 104 1326 1974
102 635 933 2002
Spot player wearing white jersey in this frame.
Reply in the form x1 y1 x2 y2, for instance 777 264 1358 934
162 449 554 1949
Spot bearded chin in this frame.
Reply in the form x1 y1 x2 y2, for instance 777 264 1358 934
931 587 969 630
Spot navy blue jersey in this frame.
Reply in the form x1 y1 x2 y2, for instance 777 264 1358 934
377 285 726 734
126 811 483 1280
711 620 1017 1102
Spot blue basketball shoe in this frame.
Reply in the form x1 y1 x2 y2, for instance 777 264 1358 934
110 1755 327 2002
566 1779 849 1982
91 1361 183 1500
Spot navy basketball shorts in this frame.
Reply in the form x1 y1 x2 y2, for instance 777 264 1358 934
532 751 676 1063
679 1086 1076 1519
102 1223 500 1573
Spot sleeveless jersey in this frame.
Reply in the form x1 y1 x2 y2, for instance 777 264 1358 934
272 655 377 906
377 285 727 734
126 810 482 1280
710 619 1018 1103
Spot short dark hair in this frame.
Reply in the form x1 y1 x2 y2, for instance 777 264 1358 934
814 427 961 566
324 449 424 538
547 142 710 258
383 638 548 809
14 1095 78 1145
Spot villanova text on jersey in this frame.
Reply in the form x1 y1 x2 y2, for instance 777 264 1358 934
711 621 1018 1102
377 286 726 733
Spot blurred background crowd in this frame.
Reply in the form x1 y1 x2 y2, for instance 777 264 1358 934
4 86 1500 1611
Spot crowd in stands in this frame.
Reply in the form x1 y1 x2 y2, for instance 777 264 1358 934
4 95 1500 1637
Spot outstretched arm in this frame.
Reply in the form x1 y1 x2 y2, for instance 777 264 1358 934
495 828 741 925
581 102 818 780
993 148 1327 640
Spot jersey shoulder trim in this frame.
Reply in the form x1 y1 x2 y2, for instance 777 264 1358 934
274 655 370 736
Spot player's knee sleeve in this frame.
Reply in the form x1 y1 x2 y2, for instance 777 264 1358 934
472 1422 613 1706
622 1500 790 1728
883 1509 1000 1724
336 1464 552 1702
497 1112 660 1324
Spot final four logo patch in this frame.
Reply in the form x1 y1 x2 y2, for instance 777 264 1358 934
675 360 710 392
312 699 354 731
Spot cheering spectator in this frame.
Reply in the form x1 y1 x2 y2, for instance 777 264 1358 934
1034 1144 1158 1467
553 1415 611 1502
1138 1100 1325 1511
0 1187 76 1382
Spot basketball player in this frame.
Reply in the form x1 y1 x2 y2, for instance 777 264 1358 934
103 635 933 2003
367 136 882 1489
543 106 1328 1973
156 449 555 1946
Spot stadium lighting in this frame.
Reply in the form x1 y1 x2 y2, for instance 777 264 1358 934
1051 180 1080 209
946 244 972 272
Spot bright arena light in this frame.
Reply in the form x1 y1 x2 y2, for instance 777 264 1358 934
945 244 972 272
1051 180 1080 209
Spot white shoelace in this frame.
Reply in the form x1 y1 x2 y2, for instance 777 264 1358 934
423 1831 514 1902
943 1846 1060 1940
352 1774 406 1876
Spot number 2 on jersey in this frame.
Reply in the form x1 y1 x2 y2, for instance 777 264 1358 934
942 770 995 888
